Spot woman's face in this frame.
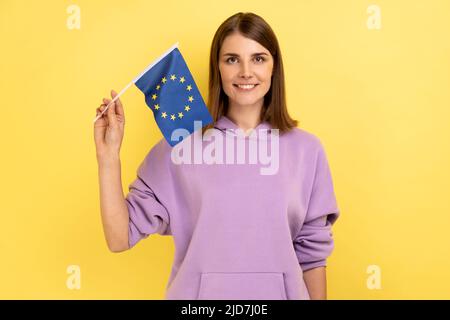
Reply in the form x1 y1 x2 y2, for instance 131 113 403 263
218 32 274 110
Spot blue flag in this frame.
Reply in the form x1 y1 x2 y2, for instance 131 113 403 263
134 44 213 147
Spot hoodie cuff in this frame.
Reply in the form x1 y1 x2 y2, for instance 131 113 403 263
300 259 327 272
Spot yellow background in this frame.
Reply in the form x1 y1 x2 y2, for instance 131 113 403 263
1 0 449 299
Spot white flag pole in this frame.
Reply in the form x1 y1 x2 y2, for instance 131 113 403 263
93 42 179 123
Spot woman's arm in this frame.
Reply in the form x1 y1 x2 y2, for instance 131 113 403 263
97 154 130 252
303 266 327 300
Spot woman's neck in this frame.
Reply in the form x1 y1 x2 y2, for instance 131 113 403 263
226 102 264 132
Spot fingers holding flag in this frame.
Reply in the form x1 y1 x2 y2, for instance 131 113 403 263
105 90 125 127
111 90 125 120
104 98 117 126
93 89 126 157
94 90 124 124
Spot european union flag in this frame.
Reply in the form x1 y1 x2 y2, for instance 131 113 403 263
134 43 213 147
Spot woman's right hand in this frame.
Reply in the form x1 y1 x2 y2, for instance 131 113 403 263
94 90 125 161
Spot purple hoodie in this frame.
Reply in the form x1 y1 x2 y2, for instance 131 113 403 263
125 115 340 300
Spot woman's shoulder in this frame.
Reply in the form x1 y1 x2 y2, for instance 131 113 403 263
136 138 172 175
281 126 325 152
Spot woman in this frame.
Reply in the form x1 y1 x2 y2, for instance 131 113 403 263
94 12 340 300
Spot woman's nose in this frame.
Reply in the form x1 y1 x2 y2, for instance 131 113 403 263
239 61 253 78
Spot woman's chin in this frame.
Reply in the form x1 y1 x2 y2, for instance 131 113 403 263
230 98 264 108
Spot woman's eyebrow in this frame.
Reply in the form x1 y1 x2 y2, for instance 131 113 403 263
222 52 269 57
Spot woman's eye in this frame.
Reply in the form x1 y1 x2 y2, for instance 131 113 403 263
225 56 265 64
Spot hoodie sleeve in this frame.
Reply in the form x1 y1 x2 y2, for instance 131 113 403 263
125 143 171 249
293 139 340 272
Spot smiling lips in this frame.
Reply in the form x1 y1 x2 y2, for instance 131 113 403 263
233 84 259 91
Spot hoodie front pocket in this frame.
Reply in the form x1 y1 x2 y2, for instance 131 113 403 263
197 272 288 300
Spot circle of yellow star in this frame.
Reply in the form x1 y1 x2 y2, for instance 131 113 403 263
188 96 194 102
184 105 190 112
186 85 192 91
170 114 176 120
156 84 160 90
170 74 177 81
179 76 185 83
161 77 167 83
161 112 167 118
154 104 160 110
178 112 184 118
152 94 157 100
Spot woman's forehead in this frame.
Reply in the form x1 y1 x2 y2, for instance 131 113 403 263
220 33 270 55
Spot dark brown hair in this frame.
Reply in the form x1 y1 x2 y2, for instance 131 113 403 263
202 12 298 135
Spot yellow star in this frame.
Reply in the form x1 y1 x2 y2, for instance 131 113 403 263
179 76 186 83
188 96 194 102
152 94 157 100
184 105 190 112
186 85 192 91
154 104 160 110
178 112 184 118
170 114 176 120
161 112 167 118
156 84 160 90
161 77 167 83
170 74 177 81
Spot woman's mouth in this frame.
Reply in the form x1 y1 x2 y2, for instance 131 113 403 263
233 84 259 91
